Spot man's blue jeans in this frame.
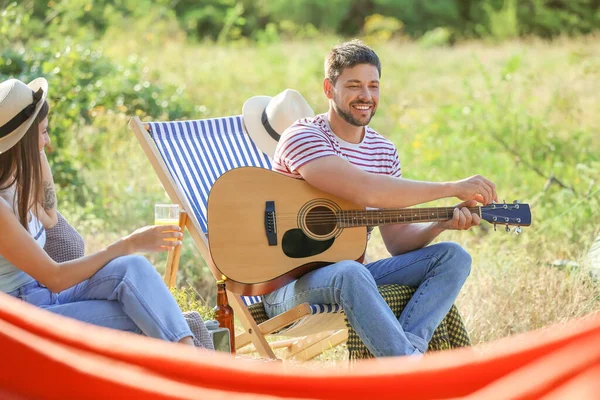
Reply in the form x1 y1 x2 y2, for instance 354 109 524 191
7 255 193 342
263 242 471 357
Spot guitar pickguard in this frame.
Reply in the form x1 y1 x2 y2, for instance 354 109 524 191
282 229 335 258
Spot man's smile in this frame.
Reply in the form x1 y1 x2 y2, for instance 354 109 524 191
351 103 373 112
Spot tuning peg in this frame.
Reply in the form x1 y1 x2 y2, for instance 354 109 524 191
493 223 497 232
513 226 522 235
505 224 510 232
513 200 520 204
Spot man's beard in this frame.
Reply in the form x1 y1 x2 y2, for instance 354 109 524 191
332 97 376 127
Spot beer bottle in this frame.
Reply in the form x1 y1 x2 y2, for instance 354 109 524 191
213 280 235 353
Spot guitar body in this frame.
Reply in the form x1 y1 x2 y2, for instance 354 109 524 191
207 167 367 295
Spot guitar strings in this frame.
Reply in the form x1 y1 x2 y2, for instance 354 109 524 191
262 210 467 226
267 212 460 220
264 207 480 217
255 206 506 226
263 206 482 214
265 207 479 220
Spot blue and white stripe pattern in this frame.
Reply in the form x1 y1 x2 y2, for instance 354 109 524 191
309 304 342 314
149 115 343 317
149 116 271 234
242 296 262 307
241 296 342 315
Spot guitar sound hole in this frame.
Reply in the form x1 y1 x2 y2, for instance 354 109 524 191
305 206 337 236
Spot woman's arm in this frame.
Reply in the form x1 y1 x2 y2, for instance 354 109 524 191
35 150 58 229
0 201 182 293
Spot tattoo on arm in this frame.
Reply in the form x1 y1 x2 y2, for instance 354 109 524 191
42 181 57 210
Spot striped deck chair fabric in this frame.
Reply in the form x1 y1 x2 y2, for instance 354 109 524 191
147 116 346 337
145 115 470 357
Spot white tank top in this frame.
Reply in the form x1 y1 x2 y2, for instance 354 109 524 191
0 212 46 293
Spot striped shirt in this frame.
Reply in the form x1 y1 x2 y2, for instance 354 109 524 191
273 114 401 178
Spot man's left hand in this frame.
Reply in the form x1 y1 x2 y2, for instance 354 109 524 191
438 199 481 231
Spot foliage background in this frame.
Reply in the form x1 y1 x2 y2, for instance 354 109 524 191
1 0 599 354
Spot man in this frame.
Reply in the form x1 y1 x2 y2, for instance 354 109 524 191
245 40 498 357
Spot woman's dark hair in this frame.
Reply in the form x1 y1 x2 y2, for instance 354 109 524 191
0 101 49 231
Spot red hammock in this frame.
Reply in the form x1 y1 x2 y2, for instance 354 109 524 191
1 292 599 399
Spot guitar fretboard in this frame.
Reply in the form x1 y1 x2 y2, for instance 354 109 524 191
337 207 482 228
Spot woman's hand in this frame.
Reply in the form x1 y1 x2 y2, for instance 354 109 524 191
123 225 183 254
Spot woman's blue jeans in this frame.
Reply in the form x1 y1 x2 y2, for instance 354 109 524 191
7 255 192 342
263 242 472 357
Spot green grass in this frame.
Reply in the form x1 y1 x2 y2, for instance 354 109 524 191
67 35 600 356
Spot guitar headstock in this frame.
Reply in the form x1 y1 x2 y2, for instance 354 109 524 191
481 201 531 233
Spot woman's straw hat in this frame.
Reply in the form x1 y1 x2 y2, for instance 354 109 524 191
0 78 48 154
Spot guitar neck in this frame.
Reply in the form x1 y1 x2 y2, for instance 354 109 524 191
337 207 482 228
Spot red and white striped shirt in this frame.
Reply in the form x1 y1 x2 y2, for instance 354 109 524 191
273 114 402 178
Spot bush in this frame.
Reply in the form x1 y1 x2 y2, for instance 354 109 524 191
260 0 354 34
469 0 600 39
0 3 196 232
363 14 404 43
418 27 454 48
0 40 193 196
2 0 599 44
171 287 215 321
482 0 520 40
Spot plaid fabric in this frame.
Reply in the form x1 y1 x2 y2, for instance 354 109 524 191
248 284 470 358
248 302 271 326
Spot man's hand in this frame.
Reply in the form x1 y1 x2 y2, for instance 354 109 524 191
452 175 498 205
437 200 481 231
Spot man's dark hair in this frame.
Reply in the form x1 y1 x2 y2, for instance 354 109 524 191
324 39 382 84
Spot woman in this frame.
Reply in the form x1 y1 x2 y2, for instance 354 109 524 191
0 77 195 346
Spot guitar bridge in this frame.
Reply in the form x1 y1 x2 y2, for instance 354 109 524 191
264 201 277 246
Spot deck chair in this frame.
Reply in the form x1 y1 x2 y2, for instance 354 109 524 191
130 115 470 360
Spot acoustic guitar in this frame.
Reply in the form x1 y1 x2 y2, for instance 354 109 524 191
207 167 531 295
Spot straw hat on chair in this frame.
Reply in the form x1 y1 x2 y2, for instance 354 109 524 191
242 89 314 158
